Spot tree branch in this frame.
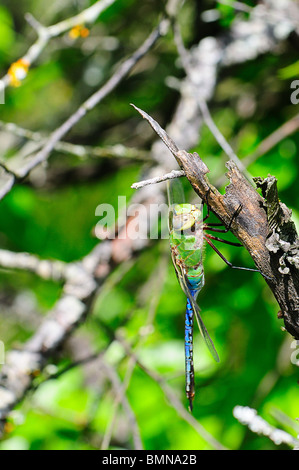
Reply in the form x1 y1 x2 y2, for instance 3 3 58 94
0 0 117 89
2 19 167 181
233 406 299 449
0 120 151 162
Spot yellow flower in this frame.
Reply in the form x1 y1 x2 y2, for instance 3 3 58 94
69 25 90 40
7 59 30 87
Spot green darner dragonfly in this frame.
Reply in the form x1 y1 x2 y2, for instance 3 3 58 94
168 178 262 411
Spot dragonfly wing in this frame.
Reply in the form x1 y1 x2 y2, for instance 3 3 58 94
192 300 220 363
168 179 185 233
171 253 220 363
167 179 185 206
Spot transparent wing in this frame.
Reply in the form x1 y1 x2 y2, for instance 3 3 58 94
192 299 220 363
168 179 185 233
167 178 185 206
171 250 220 363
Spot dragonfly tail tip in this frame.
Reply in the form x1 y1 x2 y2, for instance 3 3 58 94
188 397 194 413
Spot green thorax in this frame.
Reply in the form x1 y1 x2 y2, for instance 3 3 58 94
169 203 204 280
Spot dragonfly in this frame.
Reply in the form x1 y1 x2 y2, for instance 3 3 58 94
168 178 262 411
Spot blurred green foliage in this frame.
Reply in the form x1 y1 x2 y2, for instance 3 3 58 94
0 0 298 451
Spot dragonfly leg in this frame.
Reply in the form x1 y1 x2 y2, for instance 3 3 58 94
204 204 242 233
202 188 212 222
204 235 263 274
227 204 242 231
203 187 242 230
204 233 242 247
204 222 226 226
204 225 242 236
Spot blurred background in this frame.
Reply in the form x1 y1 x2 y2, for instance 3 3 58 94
0 0 298 450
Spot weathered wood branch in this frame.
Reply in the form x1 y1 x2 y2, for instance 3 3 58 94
254 176 299 338
132 105 299 340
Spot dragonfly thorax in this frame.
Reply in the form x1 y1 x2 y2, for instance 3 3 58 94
171 203 202 232
170 203 204 269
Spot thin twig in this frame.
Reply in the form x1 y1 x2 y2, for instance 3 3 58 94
0 0 117 89
25 13 46 34
0 249 69 282
173 21 253 182
131 169 185 189
0 121 151 162
216 112 299 188
100 359 143 450
12 20 168 179
118 334 227 450
233 406 299 449
101 254 168 450
32 346 143 449
243 113 299 168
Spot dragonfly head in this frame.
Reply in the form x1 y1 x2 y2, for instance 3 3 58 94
172 203 202 231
